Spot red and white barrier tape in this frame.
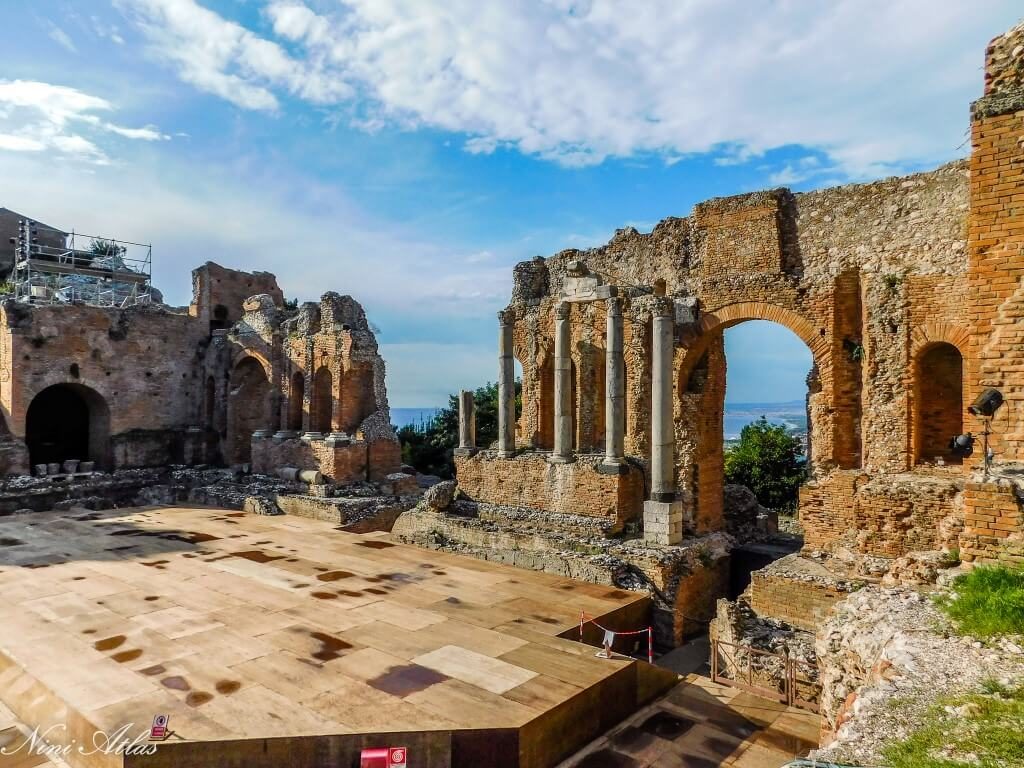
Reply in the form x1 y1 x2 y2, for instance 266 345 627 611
579 610 653 664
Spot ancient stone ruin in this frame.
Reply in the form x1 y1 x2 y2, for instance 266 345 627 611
0 259 409 518
394 18 1024 677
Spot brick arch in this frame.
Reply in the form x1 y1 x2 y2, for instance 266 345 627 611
231 349 272 378
908 323 969 467
909 321 970 359
678 302 829 385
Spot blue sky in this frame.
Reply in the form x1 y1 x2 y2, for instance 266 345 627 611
0 1 1019 406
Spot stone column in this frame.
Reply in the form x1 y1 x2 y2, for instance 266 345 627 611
645 301 683 544
455 389 476 455
601 296 626 471
550 301 574 463
497 311 516 457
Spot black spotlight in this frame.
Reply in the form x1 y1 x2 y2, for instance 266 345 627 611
949 433 975 458
968 388 1004 417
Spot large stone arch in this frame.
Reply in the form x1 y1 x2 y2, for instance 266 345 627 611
25 383 111 470
226 355 272 465
673 302 830 533
680 302 830 379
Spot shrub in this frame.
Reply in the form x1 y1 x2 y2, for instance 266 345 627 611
397 380 521 478
936 565 1024 638
724 416 807 512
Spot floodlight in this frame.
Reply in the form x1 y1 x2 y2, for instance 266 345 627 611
968 388 1004 417
949 433 975 458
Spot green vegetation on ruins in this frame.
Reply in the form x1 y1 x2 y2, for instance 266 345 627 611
883 683 1024 768
397 381 522 478
936 565 1024 639
724 416 807 513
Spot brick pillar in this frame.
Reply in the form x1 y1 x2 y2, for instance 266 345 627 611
968 24 1024 463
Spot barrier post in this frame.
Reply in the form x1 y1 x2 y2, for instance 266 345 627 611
648 627 653 664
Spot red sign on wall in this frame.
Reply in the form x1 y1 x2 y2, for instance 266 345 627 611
360 746 407 768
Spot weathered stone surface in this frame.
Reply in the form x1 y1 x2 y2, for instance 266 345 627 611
243 495 282 516
813 585 1024 765
722 483 778 543
423 480 457 511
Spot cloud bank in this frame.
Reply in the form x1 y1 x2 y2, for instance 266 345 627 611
116 0 1015 176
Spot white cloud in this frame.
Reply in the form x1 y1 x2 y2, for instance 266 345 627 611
114 0 350 112
0 80 170 164
0 148 510 405
116 0 1020 177
47 23 78 54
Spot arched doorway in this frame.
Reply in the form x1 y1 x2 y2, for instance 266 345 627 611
913 342 964 464
227 357 271 465
677 314 822 536
288 370 305 432
26 383 110 469
312 367 333 434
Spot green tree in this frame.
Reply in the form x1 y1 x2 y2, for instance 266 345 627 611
724 416 807 512
88 238 123 257
397 380 522 478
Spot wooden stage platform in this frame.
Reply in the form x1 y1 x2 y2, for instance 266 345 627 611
0 506 675 768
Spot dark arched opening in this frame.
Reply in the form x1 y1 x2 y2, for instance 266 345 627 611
288 370 305 432
914 342 964 465
26 383 110 469
312 367 333 434
227 357 271 465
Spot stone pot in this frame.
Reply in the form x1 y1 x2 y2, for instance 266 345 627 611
47 462 61 475
62 460 80 474
34 464 47 477
79 461 95 473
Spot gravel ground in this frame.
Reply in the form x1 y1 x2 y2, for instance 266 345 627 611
812 586 1024 765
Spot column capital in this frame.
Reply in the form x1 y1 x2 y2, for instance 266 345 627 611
554 301 571 320
651 297 675 318
497 308 515 326
606 295 623 315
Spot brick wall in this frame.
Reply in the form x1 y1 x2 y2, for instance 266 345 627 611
749 572 854 632
454 452 643 529
673 559 729 643
500 158 969 544
800 471 962 557
968 21 1024 464
962 479 1024 565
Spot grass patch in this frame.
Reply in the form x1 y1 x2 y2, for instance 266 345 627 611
883 686 1024 768
936 565 1024 638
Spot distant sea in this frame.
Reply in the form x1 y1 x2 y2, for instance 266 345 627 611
393 401 806 441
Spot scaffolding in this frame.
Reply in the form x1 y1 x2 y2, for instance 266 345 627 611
10 219 153 308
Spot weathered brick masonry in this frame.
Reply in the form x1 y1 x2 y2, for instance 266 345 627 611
0 262 400 484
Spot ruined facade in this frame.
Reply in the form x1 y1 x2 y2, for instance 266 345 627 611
0 261 400 485
397 21 1024 643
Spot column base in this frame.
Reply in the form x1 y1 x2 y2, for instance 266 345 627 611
644 499 684 545
300 431 325 442
597 459 629 475
273 430 299 440
546 453 576 464
454 447 479 457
